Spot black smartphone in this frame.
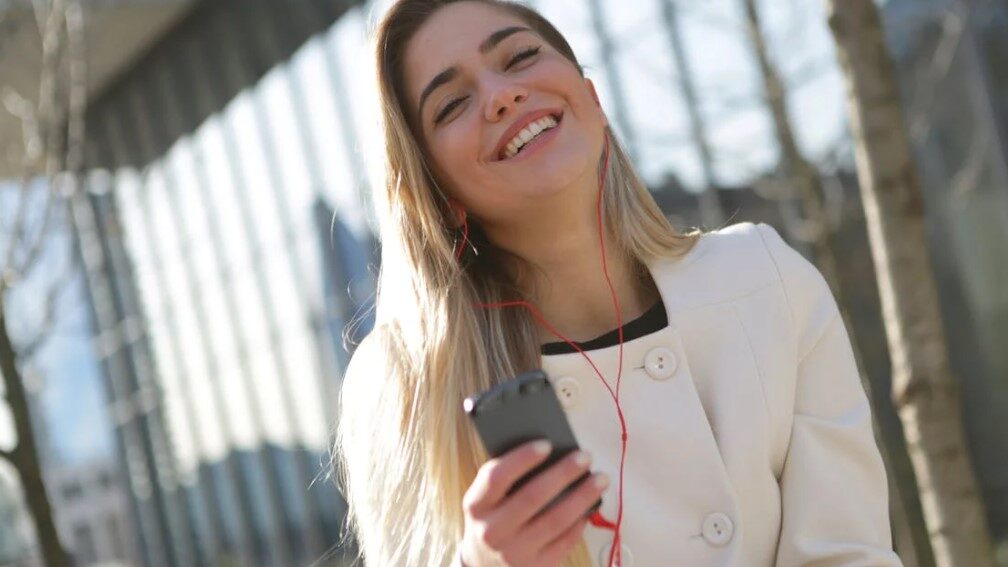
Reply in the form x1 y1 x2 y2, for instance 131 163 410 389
463 369 601 514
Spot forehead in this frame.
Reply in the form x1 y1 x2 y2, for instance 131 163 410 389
403 2 530 103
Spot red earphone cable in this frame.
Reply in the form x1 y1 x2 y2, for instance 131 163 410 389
454 211 470 260
461 137 627 567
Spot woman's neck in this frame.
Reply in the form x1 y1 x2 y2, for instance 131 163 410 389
488 211 660 345
477 150 659 345
532 248 658 345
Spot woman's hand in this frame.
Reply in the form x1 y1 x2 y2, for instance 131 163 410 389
458 440 610 567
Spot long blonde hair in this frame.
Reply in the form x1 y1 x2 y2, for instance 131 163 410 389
334 1 701 565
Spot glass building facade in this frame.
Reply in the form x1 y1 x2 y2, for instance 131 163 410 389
70 1 378 565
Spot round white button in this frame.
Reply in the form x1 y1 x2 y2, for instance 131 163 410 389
553 376 581 408
702 512 734 547
644 347 677 380
598 542 633 566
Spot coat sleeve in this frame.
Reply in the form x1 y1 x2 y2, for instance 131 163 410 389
756 223 903 567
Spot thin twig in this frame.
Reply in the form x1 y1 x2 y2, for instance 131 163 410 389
16 0 86 285
18 250 77 361
950 124 988 199
0 1 68 297
13 179 58 280
0 179 32 296
908 1 972 143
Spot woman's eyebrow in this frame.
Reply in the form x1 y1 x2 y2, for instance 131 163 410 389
417 25 533 118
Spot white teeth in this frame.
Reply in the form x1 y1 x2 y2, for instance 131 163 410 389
503 115 558 159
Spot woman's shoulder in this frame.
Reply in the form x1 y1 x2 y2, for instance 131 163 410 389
654 221 836 324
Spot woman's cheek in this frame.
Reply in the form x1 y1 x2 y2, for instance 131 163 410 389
445 126 480 167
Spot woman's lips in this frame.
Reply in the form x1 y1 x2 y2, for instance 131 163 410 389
499 115 562 163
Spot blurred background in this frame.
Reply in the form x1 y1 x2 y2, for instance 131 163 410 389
0 0 1005 566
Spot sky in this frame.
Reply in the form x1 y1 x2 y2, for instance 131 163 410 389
0 185 114 464
0 0 855 470
350 0 851 191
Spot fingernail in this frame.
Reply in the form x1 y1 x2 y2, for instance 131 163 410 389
593 473 610 489
573 451 591 467
532 440 552 455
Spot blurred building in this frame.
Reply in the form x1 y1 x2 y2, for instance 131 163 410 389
0 468 32 566
312 198 379 367
884 0 1008 543
1 1 377 566
20 357 137 567
46 460 139 567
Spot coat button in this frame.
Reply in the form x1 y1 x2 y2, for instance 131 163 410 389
598 542 633 566
643 347 677 380
701 512 734 546
553 377 581 408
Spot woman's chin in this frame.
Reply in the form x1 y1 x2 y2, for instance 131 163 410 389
505 147 591 185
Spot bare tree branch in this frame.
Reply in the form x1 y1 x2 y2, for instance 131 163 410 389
17 0 84 281
1 89 44 165
646 130 700 149
0 2 85 565
908 2 970 143
64 1 86 176
0 1 66 298
950 125 988 198
0 93 40 290
12 180 59 279
611 13 659 47
682 56 835 118
2 0 84 295
1 174 33 296
784 54 837 89
671 0 747 35
18 254 76 362
826 1 996 563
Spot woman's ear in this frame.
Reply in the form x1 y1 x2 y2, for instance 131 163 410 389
584 78 609 127
445 198 467 229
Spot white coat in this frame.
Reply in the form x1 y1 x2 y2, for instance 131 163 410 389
346 221 902 566
539 222 901 566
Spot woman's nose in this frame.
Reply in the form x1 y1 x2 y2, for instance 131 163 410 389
484 81 528 122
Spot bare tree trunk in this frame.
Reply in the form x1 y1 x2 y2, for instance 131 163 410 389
0 1 83 564
741 0 834 269
585 0 639 162
0 310 71 567
657 0 725 228
824 2 996 565
741 2 933 564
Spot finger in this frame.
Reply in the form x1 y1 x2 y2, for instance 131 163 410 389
534 516 590 567
523 471 609 550
465 439 552 514
492 449 593 533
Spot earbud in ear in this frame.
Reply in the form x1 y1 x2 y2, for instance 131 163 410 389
447 199 467 228
444 198 471 260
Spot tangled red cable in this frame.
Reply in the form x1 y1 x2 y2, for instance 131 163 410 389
456 135 627 567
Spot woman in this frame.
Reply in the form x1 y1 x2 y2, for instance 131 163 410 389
335 1 902 566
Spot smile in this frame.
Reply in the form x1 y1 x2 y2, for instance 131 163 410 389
498 113 563 162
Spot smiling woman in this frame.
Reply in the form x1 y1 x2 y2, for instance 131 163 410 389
333 2 900 567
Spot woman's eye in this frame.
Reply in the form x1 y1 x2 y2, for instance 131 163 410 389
505 46 541 70
435 96 468 124
432 46 541 125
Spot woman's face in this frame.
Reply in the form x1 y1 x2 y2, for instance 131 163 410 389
402 1 608 226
